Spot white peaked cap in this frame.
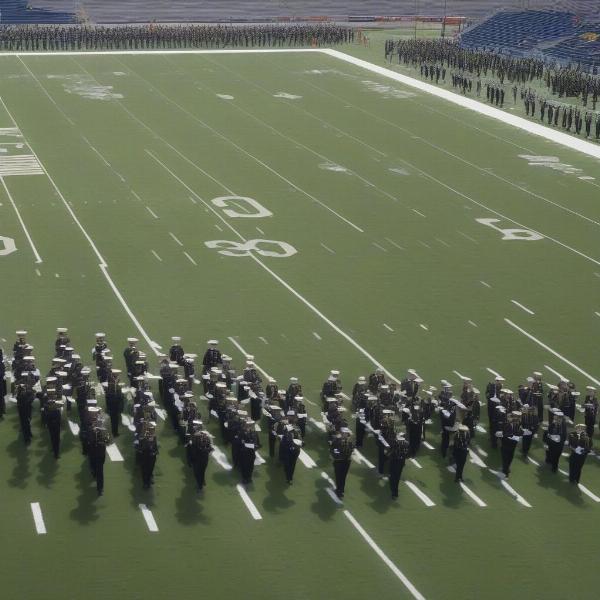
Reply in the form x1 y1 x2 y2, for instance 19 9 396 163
95 332 106 338
171 336 181 342
16 330 27 336
56 327 68 333
207 340 218 345
127 337 138 343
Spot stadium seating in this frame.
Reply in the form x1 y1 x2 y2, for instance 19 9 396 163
542 28 600 67
0 1 74 24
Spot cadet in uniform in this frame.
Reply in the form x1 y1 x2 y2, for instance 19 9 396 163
202 340 222 374
187 423 213 492
388 432 409 499
280 419 302 484
453 424 471 482
89 423 110 495
139 421 159 489
568 423 592 484
105 368 125 437
330 427 354 498
43 391 64 459
545 409 567 472
351 378 368 448
169 336 185 365
123 338 139 383
520 404 539 458
239 420 260 485
16 381 34 444
498 409 523 478
583 386 598 438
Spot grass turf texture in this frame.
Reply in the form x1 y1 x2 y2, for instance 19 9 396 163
0 48 599 599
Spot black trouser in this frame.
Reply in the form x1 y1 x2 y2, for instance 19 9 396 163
18 403 32 443
269 432 277 457
408 424 422 457
355 420 365 448
192 453 209 489
389 457 406 497
231 439 241 469
333 459 350 496
585 421 595 438
141 454 156 487
250 398 261 421
282 449 299 483
48 422 61 458
569 452 586 483
546 441 562 472
298 419 306 438
240 449 255 483
489 424 498 449
108 409 120 437
377 440 387 474
89 450 106 492
501 440 517 475
441 430 450 458
453 448 468 481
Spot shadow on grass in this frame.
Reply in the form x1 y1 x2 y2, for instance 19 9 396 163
7 437 31 488
69 459 100 525
175 461 211 526
261 457 296 514
36 450 59 488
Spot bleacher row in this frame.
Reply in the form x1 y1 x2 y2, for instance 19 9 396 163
460 10 600 69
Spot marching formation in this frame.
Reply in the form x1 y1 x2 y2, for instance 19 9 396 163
0 24 354 51
385 39 600 142
2 329 598 502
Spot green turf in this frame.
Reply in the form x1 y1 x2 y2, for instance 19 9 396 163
0 48 599 600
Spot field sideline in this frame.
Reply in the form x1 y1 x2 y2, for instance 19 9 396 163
0 46 599 599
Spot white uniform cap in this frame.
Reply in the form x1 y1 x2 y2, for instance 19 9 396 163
88 406 100 413
81 367 91 375
95 332 106 338
184 356 195 363
571 391 581 397
87 399 98 406
461 376 472 382
441 380 452 388
72 354 80 360
56 327 68 333
237 410 248 416
380 385 389 390
294 395 304 401
526 377 534 383
111 369 122 375
495 375 505 382
183 391 194 398
415 378 424 384
358 376 366 383
246 361 254 366
245 355 254 361
46 376 57 382
586 386 597 391
171 336 182 342
330 370 340 376
533 371 542 378
216 382 226 389
290 377 298 383
16 330 27 336
548 384 558 391
221 355 231 362
326 398 337 403
127 338 138 343
56 371 68 377
52 358 62 363
553 409 564 416
408 369 417 375
65 347 74 352
268 377 276 384
193 419 203 426
207 340 218 345
501 389 513 395
382 409 394 414
510 411 522 417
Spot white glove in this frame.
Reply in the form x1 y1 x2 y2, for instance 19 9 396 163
522 429 532 436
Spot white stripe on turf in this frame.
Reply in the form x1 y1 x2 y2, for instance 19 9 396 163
578 484 600 503
355 450 376 469
326 488 344 505
139 504 159 532
298 449 316 468
343 510 426 600
511 300 535 315
405 481 435 507
211 445 233 471
505 319 600 386
409 458 423 469
489 470 532 507
460 482 487 507
422 441 435 450
106 443 124 462
527 456 541 467
469 449 487 468
30 502 46 534
544 364 568 382
68 420 80 436
236 484 262 520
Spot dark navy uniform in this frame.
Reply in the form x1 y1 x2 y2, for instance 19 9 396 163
388 434 409 498
568 427 592 484
545 414 567 472
188 429 213 491
330 429 354 498
453 426 471 482
500 415 523 477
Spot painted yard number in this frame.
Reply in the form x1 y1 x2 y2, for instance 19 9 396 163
0 235 16 256
476 218 543 241
206 196 297 258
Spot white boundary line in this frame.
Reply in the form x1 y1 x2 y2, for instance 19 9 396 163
544 364 568 382
459 482 487 507
30 502 47 534
139 504 159 532
579 484 600 503
505 319 600 386
404 481 435 507
106 443 124 462
343 510 426 600
236 484 263 520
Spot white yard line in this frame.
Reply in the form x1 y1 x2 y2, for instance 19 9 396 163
131 190 142 201
417 240 431 249
476 425 487 433
505 319 600 386
151 249 162 262
457 231 478 244
469 449 487 468
511 300 535 315
422 441 435 450
480 281 492 288
383 323 394 332
579 484 600 503
145 205 159 219
30 502 47 534
106 443 124 462
452 370 467 380
320 242 335 254
489 470 532 507
409 458 423 469
256 226 264 235
0 176 43 263
227 337 273 381
310 417 327 432
169 231 183 246
485 367 503 379
355 450 376 469
312 331 321 340
411 208 426 218
236 484 263 520
139 504 159 532
146 151 402 382
155 408 167 420
405 481 435 507
214 224 223 232
468 320 478 328
544 365 568 382
183 251 197 266
527 456 541 467
460 482 487 507
298 449 317 469
211 445 233 471
343 510 426 600
372 242 388 252
68 420 80 436
559 468 569 477
475 445 488 457
419 324 429 331
258 336 268 345
435 238 451 247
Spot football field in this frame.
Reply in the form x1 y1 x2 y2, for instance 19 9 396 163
1 47 600 599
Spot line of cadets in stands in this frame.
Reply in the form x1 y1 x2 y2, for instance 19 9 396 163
1 329 598 500
385 38 600 141
0 24 354 51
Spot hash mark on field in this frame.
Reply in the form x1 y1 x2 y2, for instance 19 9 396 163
527 456 541 467
320 242 335 254
214 224 223 232
384 237 405 250
131 190 142 201
383 323 394 332
372 242 388 252
422 441 435 450
468 320 478 327
189 195 197 204
298 449 317 468
485 367 503 379
236 484 263 520
139 504 159 532
511 300 535 315
411 208 426 218
480 280 492 288
435 238 451 247
419 324 429 331
409 458 423 469
30 502 46 535
595 312 600 318
579 484 600 503
460 482 487 507
355 451 376 469
457 231 478 244
312 331 321 340
183 252 197 266
151 250 162 262
469 449 487 468
54 273 60 278
106 443 124 462
258 336 268 345
491 472 532 507
35 269 41 277
169 232 183 246
475 445 488 457
405 481 435 507
417 240 431 249
145 206 159 219
256 226 265 235
544 365 568 381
